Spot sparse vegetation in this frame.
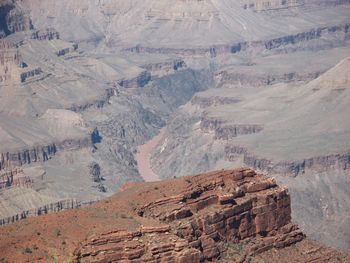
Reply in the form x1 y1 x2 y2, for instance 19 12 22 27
55 229 61 237
24 247 32 254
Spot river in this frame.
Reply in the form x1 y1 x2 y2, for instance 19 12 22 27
135 128 166 182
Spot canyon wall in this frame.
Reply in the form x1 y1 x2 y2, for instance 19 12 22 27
0 168 32 190
0 137 92 171
0 169 348 262
0 0 33 38
126 23 350 57
242 0 303 11
0 39 21 83
192 95 242 108
200 117 263 140
75 168 305 262
0 199 97 227
214 70 322 87
241 0 350 12
225 145 350 176
141 59 186 74
117 71 152 89
30 28 59 40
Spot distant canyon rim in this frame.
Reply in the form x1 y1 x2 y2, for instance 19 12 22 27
0 0 349 259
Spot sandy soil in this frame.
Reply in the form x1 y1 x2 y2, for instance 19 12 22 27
135 128 166 182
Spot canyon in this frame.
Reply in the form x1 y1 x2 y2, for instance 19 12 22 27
0 0 349 260
135 128 165 182
0 168 349 262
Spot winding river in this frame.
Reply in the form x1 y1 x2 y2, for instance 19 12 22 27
135 128 166 182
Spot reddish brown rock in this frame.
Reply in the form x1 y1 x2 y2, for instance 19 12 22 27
0 168 348 262
71 168 343 262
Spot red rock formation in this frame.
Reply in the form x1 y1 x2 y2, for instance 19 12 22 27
75 169 304 262
0 169 348 262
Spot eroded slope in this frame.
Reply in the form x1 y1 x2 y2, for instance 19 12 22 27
0 168 348 262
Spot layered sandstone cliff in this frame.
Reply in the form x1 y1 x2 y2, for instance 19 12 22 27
0 169 348 262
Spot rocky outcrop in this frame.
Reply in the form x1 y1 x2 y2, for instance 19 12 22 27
126 23 350 57
0 169 348 262
68 88 116 112
75 168 305 262
243 0 350 12
117 71 152 89
30 28 59 40
145 8 219 21
242 0 303 11
126 44 229 57
225 145 350 176
0 0 33 38
264 23 350 50
88 161 106 192
56 43 78 56
0 26 59 83
214 70 322 87
192 95 242 108
0 199 97 227
20 67 42 82
141 59 187 75
0 168 33 190
200 117 263 139
0 137 91 171
0 39 22 83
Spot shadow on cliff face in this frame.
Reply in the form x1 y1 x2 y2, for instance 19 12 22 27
0 1 33 37
91 128 102 144
0 2 14 37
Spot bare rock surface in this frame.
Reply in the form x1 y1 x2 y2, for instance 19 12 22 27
0 0 349 256
0 168 348 262
151 53 350 252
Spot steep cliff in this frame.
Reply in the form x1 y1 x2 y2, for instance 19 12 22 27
22 0 350 50
150 54 350 252
0 169 348 262
225 146 350 176
0 199 97 227
0 0 33 38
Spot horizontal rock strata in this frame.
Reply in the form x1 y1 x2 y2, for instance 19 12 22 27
75 168 305 262
200 117 263 139
191 95 242 108
0 169 348 262
225 145 350 176
0 168 33 190
30 28 59 40
125 23 350 56
117 71 152 89
0 137 91 171
141 59 187 74
0 199 97 227
214 70 322 87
